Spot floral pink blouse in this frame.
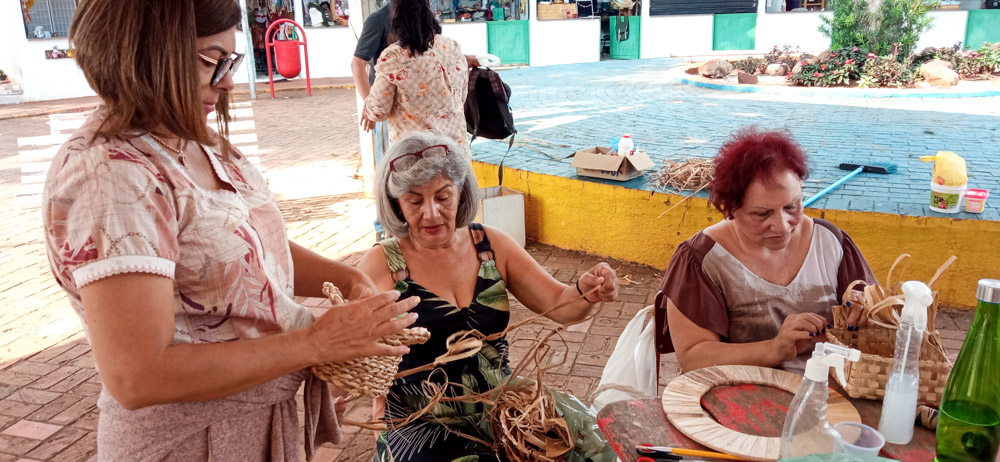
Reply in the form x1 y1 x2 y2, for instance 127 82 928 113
43 110 314 343
363 35 470 154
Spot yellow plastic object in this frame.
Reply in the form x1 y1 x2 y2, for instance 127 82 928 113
919 151 967 186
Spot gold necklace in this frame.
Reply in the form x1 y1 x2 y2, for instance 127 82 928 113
149 134 189 168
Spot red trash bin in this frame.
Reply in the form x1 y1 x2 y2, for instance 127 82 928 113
264 19 311 98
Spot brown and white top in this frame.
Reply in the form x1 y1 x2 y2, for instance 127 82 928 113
657 219 876 372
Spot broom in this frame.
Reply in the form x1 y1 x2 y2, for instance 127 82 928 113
803 161 897 208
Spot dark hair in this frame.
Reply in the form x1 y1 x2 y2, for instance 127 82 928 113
390 0 442 55
710 127 809 219
70 0 242 154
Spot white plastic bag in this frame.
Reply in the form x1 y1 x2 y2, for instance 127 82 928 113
591 305 657 411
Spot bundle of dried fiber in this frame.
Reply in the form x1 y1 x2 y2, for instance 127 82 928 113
649 157 714 192
339 282 615 461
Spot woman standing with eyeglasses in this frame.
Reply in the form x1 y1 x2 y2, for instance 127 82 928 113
42 1 419 460
357 130 620 461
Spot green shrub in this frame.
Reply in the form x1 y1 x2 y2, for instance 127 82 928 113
913 42 999 79
859 52 916 87
732 57 765 74
820 0 938 59
788 47 869 86
973 42 1000 74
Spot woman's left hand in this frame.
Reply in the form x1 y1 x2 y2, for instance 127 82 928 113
578 262 619 303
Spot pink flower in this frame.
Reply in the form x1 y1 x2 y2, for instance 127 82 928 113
867 52 876 58
822 64 827 70
846 58 855 64
813 72 823 77
853 47 859 52
837 61 842 65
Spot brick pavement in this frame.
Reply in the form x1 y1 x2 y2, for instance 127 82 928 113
0 86 977 462
471 58 1000 221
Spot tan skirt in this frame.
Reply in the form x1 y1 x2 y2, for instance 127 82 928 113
96 370 341 462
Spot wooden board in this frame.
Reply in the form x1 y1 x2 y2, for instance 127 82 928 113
661 365 861 461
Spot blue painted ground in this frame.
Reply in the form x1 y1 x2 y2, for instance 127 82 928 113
469 58 1000 221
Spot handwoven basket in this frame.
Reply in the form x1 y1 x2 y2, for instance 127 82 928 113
827 255 955 406
310 282 430 399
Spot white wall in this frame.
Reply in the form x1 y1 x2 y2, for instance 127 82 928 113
754 10 832 54
1 1 25 84
297 27 359 78
640 14 714 57
919 10 969 50
17 39 95 101
443 22 490 56
529 17 601 66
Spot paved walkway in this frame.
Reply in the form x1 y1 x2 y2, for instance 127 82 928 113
0 83 978 461
472 58 1000 220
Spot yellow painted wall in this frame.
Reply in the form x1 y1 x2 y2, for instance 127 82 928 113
474 162 1000 309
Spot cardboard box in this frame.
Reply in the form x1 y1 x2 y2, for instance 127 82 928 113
537 2 578 19
474 186 526 247
569 147 655 181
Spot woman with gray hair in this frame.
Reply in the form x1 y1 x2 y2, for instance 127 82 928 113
358 130 619 461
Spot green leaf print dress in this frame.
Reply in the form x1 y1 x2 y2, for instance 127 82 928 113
373 224 512 462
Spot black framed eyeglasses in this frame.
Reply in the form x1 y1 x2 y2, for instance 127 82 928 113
389 145 450 172
198 52 245 86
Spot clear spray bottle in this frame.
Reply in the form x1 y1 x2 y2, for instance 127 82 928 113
781 343 862 458
878 280 934 445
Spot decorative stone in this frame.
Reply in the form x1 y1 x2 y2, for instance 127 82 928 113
921 60 960 87
698 60 734 79
791 58 818 75
815 49 831 62
737 71 758 84
765 63 789 76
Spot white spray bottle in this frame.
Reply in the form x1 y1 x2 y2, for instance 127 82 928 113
878 280 933 444
781 343 862 458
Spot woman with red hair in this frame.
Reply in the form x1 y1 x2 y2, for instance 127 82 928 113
655 128 876 373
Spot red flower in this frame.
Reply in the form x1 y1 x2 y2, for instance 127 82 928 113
813 72 823 77
846 58 855 64
801 61 807 66
837 61 842 65
821 64 827 70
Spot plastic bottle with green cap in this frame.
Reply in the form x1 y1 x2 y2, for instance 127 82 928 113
935 279 1000 462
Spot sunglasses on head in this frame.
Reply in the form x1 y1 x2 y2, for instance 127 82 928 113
389 145 450 172
198 52 245 86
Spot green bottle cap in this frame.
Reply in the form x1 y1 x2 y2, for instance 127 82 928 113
977 279 1000 303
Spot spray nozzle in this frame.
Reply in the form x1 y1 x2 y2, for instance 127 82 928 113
805 343 862 385
900 281 933 332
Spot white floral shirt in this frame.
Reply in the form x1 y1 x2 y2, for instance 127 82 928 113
363 35 470 154
43 109 313 344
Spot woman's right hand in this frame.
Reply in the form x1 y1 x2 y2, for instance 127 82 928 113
306 289 420 364
769 312 829 363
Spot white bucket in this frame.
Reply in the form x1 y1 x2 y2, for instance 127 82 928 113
929 182 967 213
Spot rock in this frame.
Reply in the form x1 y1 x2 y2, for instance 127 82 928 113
921 60 960 87
815 49 831 62
765 63 789 76
791 58 818 75
924 59 954 70
737 71 758 84
698 59 734 79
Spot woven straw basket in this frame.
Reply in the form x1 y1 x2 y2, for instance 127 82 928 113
827 255 955 406
309 283 431 398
